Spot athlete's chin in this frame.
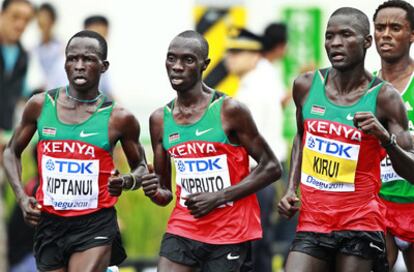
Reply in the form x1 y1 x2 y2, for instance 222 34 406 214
171 83 191 92
378 53 400 63
331 62 351 71
71 81 91 91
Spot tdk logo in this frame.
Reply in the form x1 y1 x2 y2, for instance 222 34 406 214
45 159 55 171
178 158 222 172
312 138 352 158
307 137 316 148
52 160 94 174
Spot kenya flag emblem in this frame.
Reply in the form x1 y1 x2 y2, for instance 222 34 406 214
42 127 56 137
311 105 326 116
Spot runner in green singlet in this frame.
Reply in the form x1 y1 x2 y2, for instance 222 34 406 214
3 30 148 272
140 30 282 272
373 0 414 270
278 7 414 272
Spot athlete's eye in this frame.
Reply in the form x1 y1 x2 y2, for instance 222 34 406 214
185 57 195 64
167 55 176 63
325 33 332 40
392 25 401 32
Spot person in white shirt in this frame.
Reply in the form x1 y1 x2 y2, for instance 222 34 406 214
225 25 289 272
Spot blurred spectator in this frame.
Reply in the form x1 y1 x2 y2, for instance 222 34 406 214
261 22 298 267
0 0 34 135
0 0 34 270
29 2 66 90
7 146 38 272
225 26 287 272
84 14 114 98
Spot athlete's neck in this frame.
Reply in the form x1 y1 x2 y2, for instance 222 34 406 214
175 82 209 108
66 85 102 103
380 57 414 90
329 65 370 95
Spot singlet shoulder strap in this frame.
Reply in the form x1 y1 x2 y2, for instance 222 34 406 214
371 76 384 89
46 88 60 101
100 96 114 109
319 68 330 82
166 99 175 111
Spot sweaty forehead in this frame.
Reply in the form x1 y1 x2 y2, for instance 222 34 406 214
168 37 203 57
327 14 366 34
67 37 101 55
375 7 408 24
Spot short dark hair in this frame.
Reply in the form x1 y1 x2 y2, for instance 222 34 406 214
373 0 414 30
38 2 56 22
84 15 109 28
2 0 32 11
176 30 209 59
262 23 287 52
330 7 370 36
66 30 108 60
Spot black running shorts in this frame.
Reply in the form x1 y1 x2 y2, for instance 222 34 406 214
159 233 251 272
34 208 126 271
290 231 388 272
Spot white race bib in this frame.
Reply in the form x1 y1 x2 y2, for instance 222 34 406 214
174 154 232 207
41 155 99 210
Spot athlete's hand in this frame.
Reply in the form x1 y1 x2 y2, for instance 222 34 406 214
184 192 222 218
353 111 389 143
278 190 299 219
142 164 161 199
108 169 124 196
19 195 42 226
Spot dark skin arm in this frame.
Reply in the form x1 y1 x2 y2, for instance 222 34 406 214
354 83 414 182
184 96 282 218
107 106 148 196
278 72 314 219
140 108 173 206
3 94 44 226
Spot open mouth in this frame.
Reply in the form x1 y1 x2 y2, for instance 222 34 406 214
331 52 345 61
171 77 184 85
73 76 87 85
379 43 393 51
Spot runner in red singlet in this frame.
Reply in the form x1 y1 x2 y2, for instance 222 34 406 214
3 30 148 272
140 30 282 272
278 7 414 272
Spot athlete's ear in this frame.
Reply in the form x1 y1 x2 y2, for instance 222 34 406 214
410 29 414 44
101 60 109 73
364 34 372 49
202 58 211 71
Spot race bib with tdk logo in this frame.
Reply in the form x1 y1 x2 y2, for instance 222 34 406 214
301 120 361 192
174 154 233 207
41 154 99 210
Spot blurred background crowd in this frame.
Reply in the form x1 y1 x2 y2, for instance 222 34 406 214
0 0 412 271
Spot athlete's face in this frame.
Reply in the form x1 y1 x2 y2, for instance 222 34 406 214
325 14 371 71
65 37 108 92
374 7 414 62
166 37 210 92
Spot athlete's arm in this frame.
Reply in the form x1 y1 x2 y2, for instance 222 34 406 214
278 72 313 219
184 95 282 218
3 94 44 226
141 108 173 206
108 106 148 196
354 83 414 183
